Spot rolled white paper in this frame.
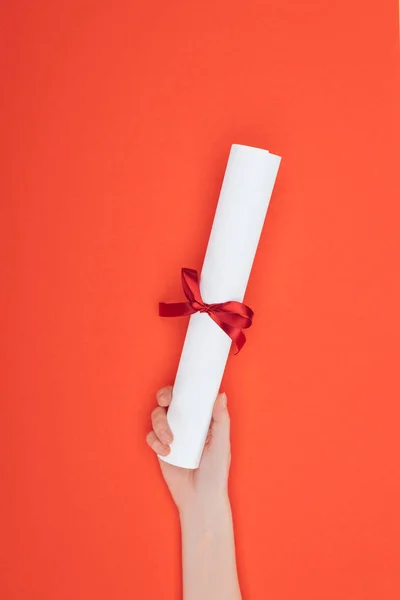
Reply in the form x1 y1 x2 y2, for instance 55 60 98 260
159 144 281 469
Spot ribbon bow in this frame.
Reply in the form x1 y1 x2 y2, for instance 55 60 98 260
159 268 254 353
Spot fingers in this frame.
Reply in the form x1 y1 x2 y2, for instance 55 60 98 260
146 431 170 457
151 405 173 445
156 385 173 407
146 387 174 458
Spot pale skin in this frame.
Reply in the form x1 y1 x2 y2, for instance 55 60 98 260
146 386 242 600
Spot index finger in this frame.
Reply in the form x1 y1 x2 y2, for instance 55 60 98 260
156 385 173 407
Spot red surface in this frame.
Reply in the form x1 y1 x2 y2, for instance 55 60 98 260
1 2 400 599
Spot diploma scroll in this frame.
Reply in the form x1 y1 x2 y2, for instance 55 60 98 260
159 144 281 469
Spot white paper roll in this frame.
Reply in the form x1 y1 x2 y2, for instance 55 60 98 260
159 144 281 469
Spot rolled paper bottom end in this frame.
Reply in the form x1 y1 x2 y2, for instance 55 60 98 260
158 452 201 470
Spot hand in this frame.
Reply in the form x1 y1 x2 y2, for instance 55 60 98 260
147 387 242 600
146 386 231 513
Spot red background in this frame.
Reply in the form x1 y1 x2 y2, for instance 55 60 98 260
1 1 400 599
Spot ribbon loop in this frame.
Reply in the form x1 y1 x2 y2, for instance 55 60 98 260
159 268 254 353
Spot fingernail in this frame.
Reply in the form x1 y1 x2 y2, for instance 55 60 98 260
160 431 172 445
221 392 227 408
158 391 166 402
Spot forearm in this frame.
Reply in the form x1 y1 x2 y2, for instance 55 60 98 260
179 495 242 600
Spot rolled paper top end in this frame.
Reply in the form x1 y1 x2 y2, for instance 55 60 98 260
231 143 281 161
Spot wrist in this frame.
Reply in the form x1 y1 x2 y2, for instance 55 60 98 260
179 492 231 528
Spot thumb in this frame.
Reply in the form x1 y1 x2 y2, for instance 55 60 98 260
209 392 230 455
212 391 229 422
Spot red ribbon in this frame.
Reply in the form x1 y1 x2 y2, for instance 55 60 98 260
159 268 254 353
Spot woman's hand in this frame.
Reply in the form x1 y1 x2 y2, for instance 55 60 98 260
146 386 231 514
146 386 242 600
